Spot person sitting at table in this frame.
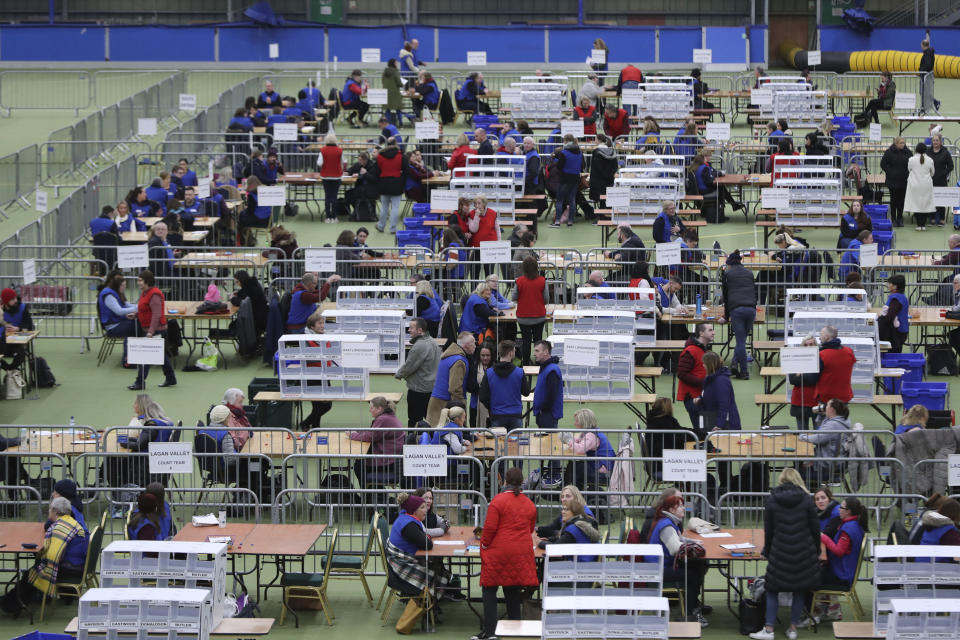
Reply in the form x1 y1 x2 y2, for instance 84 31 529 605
536 501 601 558
695 351 741 431
413 487 450 537
127 492 164 541
652 200 685 244
412 71 440 119
918 498 960 549
838 229 872 282
837 201 870 249
430 406 469 484
645 495 709 625
379 115 404 151
237 176 272 238
90 204 119 240
484 274 514 311
298 311 334 430
349 396 405 487
454 71 489 115
879 274 909 353
804 130 830 157
127 186 160 217
284 272 339 333
536 485 596 538
230 269 268 337
179 187 202 227
749 468 820 640
896 404 929 435
602 104 630 140
145 177 169 213
806 497 867 624
563 407 615 489
1 287 34 340
228 108 254 132
404 149 433 203
146 221 176 284
199 404 239 461
857 71 896 127
144 482 176 540
411 280 443 338
121 393 175 449
46 479 86 533
813 485 843 537
636 116 662 153
340 70 369 128
799 398 851 486
447 133 475 170
459 283 500 341
787 334 819 431
129 270 176 391
1 497 88 615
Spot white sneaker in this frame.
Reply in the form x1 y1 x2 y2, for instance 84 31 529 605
796 616 819 629
749 629 774 640
786 629 798 640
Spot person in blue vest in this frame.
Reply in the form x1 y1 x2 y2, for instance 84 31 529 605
1 287 34 333
302 81 321 109
341 70 370 128
536 502 601 560
810 497 867 622
127 492 164 541
198 404 240 469
180 187 203 228
813 486 843 538
256 80 280 109
484 274 514 311
455 72 490 115
431 406 469 483
918 498 960 555
120 394 176 451
838 229 872 282
479 340 530 430
532 340 562 431
385 493 457 599
895 404 928 436
459 283 500 337
145 482 176 540
550 135 584 228
47 479 87 533
177 159 198 188
90 205 119 237
115 200 146 233
564 408 616 489
378 116 404 151
536 485 596 538
412 71 440 119
426 332 476 427
145 177 169 213
127 187 159 217
228 108 254 132
879 274 909 353
652 200 684 244
281 96 305 120
96 272 138 365
646 495 709 625
584 270 615 300
266 106 289 127
238 176 273 237
414 280 443 337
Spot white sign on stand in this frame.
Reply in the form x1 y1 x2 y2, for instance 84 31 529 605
178 94 197 112
304 248 337 273
35 190 47 213
705 122 730 141
415 121 440 140
780 346 820 374
22 259 36 286
196 177 211 199
268 43 279 59
894 92 916 111
807 50 822 65
591 48 606 65
366 89 388 105
257 185 286 207
859 242 878 268
500 88 522 104
342 341 379 368
662 449 707 482
430 189 460 211
869 123 882 142
149 442 194 474
750 88 772 106
949 454 960 486
273 123 298 141
361 48 381 63
621 88 643 105
656 242 682 266
117 244 149 269
137 118 158 136
761 187 790 210
605 187 630 209
127 337 165 365
560 119 584 138
467 51 487 66
693 48 712 64
933 187 960 208
403 444 447 476
480 241 511 263
564 338 600 367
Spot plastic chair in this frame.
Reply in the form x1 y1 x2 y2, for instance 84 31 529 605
809 534 868 621
39 521 105 622
96 327 125 367
377 514 432 626
280 527 338 627
321 512 377 607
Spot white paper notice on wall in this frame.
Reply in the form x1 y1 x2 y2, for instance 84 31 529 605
869 122 882 142
304 248 337 273
859 242 878 268
366 88 388 105
127 337 165 365
750 88 772 106
656 241 682 266
621 88 644 105
137 118 157 136
430 189 460 211
591 48 606 65
22 259 36 286
257 185 286 207
662 449 707 482
480 241 511 263
342 340 379 368
693 48 712 64
560 119 584 138
779 346 820 374
415 121 440 140
500 88 522 104
807 50 822 65
149 442 194 474
117 244 149 269
196 177 211 199
705 122 730 141
403 444 447 477
605 187 630 209
179 94 197 112
761 187 790 210
35 190 47 213
272 123 298 141
563 338 600 367
361 48 381 63
950 454 960 486
894 92 916 110
268 43 279 59
933 187 960 208
467 51 487 66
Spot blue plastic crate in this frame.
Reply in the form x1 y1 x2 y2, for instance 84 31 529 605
403 217 426 230
865 204 888 217
901 381 949 411
872 219 893 231
873 230 893 254
412 202 432 215
395 230 431 254
12 633 73 640
881 352 925 393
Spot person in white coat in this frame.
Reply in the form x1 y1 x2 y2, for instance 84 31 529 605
905 141 935 231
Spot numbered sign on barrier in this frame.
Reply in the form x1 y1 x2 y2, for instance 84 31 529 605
761 188 790 210
479 241 511 263
662 449 706 482
257 185 286 207
950 454 960 486
500 88 522 104
894 92 916 110
807 50 821 65
750 89 772 106
196 178 210 199
430 189 460 211
127 337 165 365
656 242 682 266
560 119 584 138
149 442 194 474
705 122 730 141
179 94 197 111
933 187 960 208
35 190 47 213
403 444 447 477
859 242 878 268
137 118 157 136
272 123 298 141
780 346 819 374
22 259 36 286
415 121 440 140
366 89 388 105
621 88 643 105
605 187 630 209
304 248 336 273
869 123 882 142
117 244 149 269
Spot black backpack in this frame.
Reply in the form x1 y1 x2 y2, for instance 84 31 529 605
36 356 56 388
927 345 958 376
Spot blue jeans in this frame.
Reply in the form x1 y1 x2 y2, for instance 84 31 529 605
729 306 756 375
378 194 402 232
765 590 807 627
683 396 700 431
107 318 138 364
491 415 523 429
555 181 578 224
622 80 640 115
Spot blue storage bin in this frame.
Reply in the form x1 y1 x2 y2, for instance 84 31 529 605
412 202 431 215
872 219 892 231
881 352 925 393
873 230 893 254
404 217 426 230
395 230 431 254
901 381 949 411
865 204 888 217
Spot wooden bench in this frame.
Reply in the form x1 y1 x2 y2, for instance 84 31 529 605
693 107 724 122
496 619 702 639
755 393 903 427
892 115 960 135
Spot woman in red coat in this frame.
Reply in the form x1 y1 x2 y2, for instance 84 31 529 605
468 195 499 246
476 467 537 640
448 132 476 170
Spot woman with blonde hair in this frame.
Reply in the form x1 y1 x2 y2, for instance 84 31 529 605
414 279 442 337
564 407 616 489
448 132 474 170
536 484 596 538
897 404 929 435
749 467 819 640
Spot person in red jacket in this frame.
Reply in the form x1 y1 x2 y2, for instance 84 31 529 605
448 132 476 170
468 194 500 278
603 104 631 140
789 334 820 430
373 139 407 234
475 467 538 640
129 270 176 391
676 323 714 429
814 325 856 405
574 96 599 136
511 255 548 366
316 133 344 223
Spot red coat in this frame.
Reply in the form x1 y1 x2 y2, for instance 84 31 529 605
480 490 538 587
448 144 475 170
816 343 856 404
468 208 499 246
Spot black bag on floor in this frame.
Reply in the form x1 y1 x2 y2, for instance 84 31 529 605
927 345 958 376
739 598 765 635
354 199 377 222
36 357 56 388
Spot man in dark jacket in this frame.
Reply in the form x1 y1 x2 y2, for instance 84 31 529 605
373 139 407 234
521 137 543 197
880 137 911 227
479 340 531 429
718 250 757 380
919 39 938 113
804 132 830 157
474 127 494 156
927 134 953 226
605 225 647 282
589 136 618 203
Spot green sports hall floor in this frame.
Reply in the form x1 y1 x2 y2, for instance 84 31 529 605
3 70 960 639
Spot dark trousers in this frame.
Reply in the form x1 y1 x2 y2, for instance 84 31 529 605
407 390 431 428
683 396 700 431
107 318 139 364
301 401 332 429
888 187 906 224
134 329 176 385
863 98 885 123
344 101 369 123
482 585 524 636
322 179 341 219
949 328 960 359
914 210 930 227
518 321 545 366
537 413 561 475
663 559 707 616
555 181 578 224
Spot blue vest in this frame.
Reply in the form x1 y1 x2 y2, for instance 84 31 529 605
447 242 466 279
182 170 198 187
430 423 465 455
431 353 469 401
486 366 525 416
459 294 488 334
423 81 440 107
3 304 26 328
304 87 321 107
828 519 864 584
652 278 670 307
199 428 229 449
920 523 958 562
560 149 583 176
259 91 279 106
131 502 173 540
129 518 162 541
130 201 152 216
287 289 316 327
181 200 202 221
250 193 271 220
90 216 116 236
389 512 423 555
585 431 616 478
842 213 857 235
533 361 563 419
71 506 88 533
563 520 598 561
229 116 253 131
524 149 540 185
647 517 679 566
381 124 402 149
62 522 88 569
98 287 126 326
145 186 168 210
819 503 841 531
145 417 175 444
282 107 302 118
267 114 288 126
418 295 442 323
887 292 909 332
117 216 145 232
694 164 711 193
341 79 362 106
456 79 476 102
840 240 862 278
654 211 672 243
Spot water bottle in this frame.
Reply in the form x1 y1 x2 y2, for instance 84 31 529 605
696 293 702 317
19 428 27 450
69 416 75 427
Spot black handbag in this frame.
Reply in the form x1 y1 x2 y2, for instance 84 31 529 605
738 597 765 635
927 345 958 376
